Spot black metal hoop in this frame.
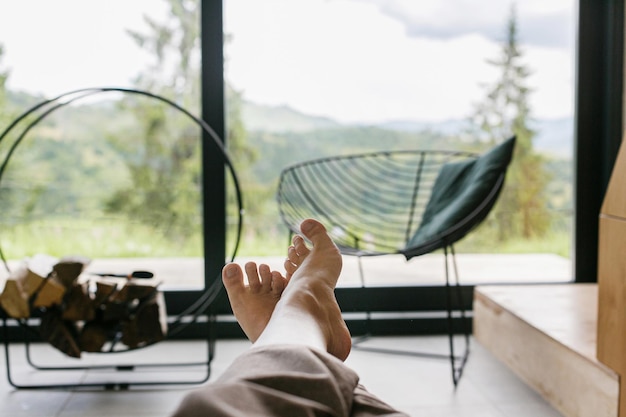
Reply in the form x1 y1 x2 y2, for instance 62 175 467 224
0 87 244 388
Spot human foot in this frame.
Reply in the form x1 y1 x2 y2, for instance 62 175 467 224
222 230 316 342
222 261 287 342
257 219 352 361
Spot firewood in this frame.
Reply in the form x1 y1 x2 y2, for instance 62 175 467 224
14 265 46 298
32 277 66 309
24 253 57 288
53 256 90 288
61 283 94 321
93 280 117 307
0 253 170 358
0 279 29 319
80 321 110 352
2 264 67 312
101 301 128 322
111 281 159 303
40 309 81 358
0 264 62 318
121 292 168 348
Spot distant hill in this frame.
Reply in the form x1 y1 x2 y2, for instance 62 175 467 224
374 117 574 158
241 100 574 159
4 90 573 159
241 101 340 132
530 117 574 158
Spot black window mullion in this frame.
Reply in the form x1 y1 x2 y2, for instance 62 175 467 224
574 0 624 283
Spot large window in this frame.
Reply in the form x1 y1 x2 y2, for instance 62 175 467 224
0 0 621 336
0 1 220 298
0 2 578 291
223 0 576 286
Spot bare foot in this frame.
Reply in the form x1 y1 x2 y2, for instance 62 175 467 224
222 232 311 342
222 261 287 342
258 219 352 361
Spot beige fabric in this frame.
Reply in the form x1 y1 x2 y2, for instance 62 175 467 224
172 344 408 417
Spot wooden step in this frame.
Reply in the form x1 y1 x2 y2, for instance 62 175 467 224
473 284 619 417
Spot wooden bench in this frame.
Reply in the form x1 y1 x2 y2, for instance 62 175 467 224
474 136 626 417
474 284 619 417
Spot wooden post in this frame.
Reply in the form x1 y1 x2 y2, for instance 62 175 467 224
598 136 626 417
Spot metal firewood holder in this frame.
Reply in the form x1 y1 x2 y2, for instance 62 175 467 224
0 87 243 389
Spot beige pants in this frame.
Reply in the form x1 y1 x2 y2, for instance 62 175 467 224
172 344 409 417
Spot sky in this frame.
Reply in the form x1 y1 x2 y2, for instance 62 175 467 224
0 0 575 124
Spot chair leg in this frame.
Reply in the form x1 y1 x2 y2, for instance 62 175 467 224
443 245 471 386
353 254 373 344
351 249 471 386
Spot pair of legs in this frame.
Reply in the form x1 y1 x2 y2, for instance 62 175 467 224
173 219 407 416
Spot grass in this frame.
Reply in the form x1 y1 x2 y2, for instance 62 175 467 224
0 217 204 260
455 227 571 258
0 217 572 262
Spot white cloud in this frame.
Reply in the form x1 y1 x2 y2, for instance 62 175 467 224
0 0 165 96
0 0 575 123
361 0 575 48
225 0 575 123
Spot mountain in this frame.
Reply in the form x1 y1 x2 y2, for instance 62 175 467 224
530 117 574 158
241 100 574 159
241 101 340 132
377 117 574 158
4 90 574 159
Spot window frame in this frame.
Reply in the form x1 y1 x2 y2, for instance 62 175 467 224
574 0 624 282
164 0 226 316
183 0 625 337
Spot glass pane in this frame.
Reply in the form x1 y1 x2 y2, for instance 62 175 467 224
0 0 207 290
224 0 575 286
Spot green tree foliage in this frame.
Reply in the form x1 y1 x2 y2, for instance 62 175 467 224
471 6 551 239
104 0 258 244
103 1 202 239
102 0 204 239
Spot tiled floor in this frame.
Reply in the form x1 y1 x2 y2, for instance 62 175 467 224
0 336 563 417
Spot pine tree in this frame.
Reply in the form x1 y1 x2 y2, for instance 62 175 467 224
471 6 550 239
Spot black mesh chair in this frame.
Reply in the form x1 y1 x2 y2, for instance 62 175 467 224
276 136 516 385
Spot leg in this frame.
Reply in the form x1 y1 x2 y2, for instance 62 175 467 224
173 219 407 417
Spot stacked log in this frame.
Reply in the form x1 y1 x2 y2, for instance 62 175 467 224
0 255 167 357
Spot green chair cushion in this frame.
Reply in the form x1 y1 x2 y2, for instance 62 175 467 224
406 137 516 249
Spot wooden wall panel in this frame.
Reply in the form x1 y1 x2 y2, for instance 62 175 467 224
598 137 626 416
601 140 626 218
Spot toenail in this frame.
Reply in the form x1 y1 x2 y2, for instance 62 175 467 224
225 265 237 277
300 220 313 233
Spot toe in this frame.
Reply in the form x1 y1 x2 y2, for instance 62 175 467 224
300 219 331 247
270 271 286 295
245 262 262 292
258 264 273 292
222 263 245 294
284 258 297 278
292 235 310 259
287 245 301 266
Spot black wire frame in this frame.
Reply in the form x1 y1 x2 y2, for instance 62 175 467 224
0 87 244 389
